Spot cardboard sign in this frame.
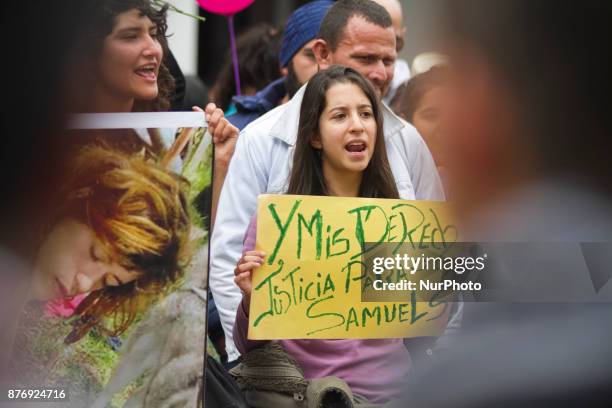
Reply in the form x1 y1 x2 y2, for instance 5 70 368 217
248 194 457 339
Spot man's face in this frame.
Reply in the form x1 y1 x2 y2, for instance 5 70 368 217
291 39 318 85
322 16 397 98
285 39 319 97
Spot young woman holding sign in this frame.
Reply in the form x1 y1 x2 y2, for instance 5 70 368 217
233 66 411 405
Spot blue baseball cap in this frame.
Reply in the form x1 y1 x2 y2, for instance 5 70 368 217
279 0 334 68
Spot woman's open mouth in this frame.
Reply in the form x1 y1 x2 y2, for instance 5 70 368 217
135 64 158 82
345 141 368 158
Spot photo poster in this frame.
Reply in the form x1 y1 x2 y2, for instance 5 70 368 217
9 113 211 407
249 194 456 340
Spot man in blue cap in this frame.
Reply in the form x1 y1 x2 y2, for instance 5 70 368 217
279 0 335 98
228 0 334 130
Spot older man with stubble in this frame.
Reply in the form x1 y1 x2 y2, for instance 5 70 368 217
210 0 445 365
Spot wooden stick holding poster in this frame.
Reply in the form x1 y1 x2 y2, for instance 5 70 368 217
248 194 458 340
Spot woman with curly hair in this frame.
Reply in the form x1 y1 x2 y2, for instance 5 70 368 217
70 0 175 112
30 145 191 342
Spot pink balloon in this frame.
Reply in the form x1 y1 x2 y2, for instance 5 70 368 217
196 0 254 16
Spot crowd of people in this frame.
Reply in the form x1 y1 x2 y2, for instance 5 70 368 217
1 0 612 407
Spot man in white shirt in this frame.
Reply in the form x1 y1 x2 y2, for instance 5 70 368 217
210 0 444 363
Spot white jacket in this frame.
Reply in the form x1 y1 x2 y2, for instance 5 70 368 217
210 84 445 361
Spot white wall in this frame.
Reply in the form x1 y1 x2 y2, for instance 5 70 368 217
165 0 200 75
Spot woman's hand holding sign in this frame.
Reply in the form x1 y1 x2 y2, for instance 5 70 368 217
193 103 239 166
194 103 239 230
234 250 266 305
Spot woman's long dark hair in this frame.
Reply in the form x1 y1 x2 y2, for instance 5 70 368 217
287 65 399 199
